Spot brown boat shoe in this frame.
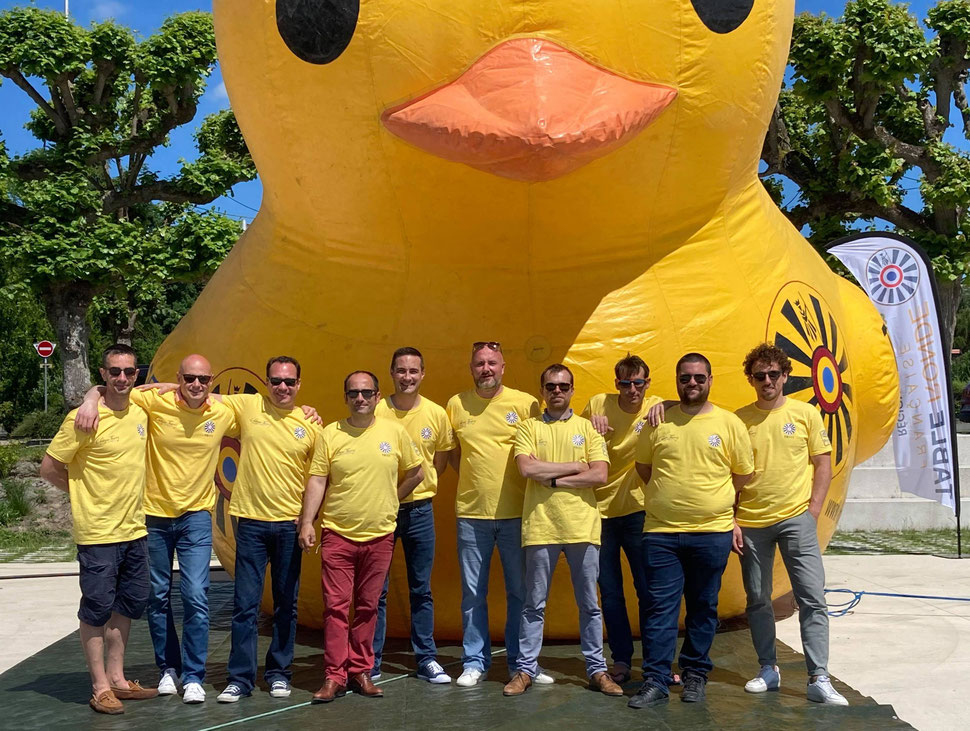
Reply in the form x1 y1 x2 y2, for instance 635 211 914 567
90 690 124 714
589 671 625 696
503 671 533 697
110 680 159 700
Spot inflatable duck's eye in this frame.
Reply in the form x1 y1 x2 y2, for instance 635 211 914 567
691 0 754 33
276 0 359 64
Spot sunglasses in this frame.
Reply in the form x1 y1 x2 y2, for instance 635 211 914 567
346 389 377 399
678 373 708 384
106 367 137 377
544 382 572 393
751 370 784 382
472 341 502 352
181 374 212 385
269 377 298 387
618 378 647 388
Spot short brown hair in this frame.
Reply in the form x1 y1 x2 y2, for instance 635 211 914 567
102 343 136 368
676 352 711 375
540 363 573 386
614 354 649 380
266 355 301 379
742 343 792 376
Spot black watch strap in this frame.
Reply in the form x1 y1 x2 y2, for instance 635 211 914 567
551 477 557 487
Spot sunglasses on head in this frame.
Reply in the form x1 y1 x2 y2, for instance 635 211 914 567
269 377 298 387
678 373 708 385
106 367 137 377
346 389 377 399
181 374 212 385
751 370 784 382
472 341 502 353
543 382 572 393
618 378 647 388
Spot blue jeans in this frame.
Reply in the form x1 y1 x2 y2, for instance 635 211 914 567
226 518 302 692
146 511 212 684
598 510 649 669
641 531 733 692
457 517 526 672
372 500 438 674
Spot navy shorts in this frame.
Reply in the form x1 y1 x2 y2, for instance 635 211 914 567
77 537 150 626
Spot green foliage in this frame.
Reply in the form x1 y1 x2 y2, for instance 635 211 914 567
0 446 19 479
0 478 33 526
11 410 65 439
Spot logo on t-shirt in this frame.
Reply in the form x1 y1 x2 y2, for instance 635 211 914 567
505 412 519 425
379 441 392 455
572 434 586 447
420 426 433 440
293 426 307 440
708 434 722 448
634 420 645 434
203 420 216 435
782 422 796 436
820 429 831 447
136 423 146 438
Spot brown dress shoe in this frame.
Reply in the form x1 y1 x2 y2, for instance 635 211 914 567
349 672 383 698
589 671 625 697
90 690 124 714
503 671 533 697
312 678 347 703
110 680 159 700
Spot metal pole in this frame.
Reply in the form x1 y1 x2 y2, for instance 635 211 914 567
43 358 48 412
64 0 69 18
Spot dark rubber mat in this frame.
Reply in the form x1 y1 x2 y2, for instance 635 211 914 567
0 576 911 729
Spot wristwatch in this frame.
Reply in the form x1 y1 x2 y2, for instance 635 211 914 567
550 477 557 487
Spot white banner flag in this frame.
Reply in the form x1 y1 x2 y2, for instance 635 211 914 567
828 233 957 512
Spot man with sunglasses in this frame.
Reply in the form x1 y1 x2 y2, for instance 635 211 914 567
734 343 846 705
75 354 238 704
41 344 155 714
299 371 423 703
446 341 540 687
628 353 753 709
504 364 622 698
370 347 455 684
580 354 661 685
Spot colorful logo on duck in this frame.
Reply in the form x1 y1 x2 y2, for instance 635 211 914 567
294 426 307 440
708 434 722 448
204 420 216 435
505 412 519 425
572 434 585 447
379 441 392 455
865 247 919 306
421 426 433 440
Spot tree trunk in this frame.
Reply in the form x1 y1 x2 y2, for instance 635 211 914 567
114 304 137 346
42 282 95 408
937 275 962 364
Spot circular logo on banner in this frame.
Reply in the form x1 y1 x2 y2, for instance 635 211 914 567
865 247 919 305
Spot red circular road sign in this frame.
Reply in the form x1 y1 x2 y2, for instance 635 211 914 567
34 340 55 358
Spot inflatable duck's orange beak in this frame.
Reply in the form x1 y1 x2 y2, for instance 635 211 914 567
381 38 677 182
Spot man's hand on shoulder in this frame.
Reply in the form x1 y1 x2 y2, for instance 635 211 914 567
300 404 323 425
589 414 612 436
74 386 106 433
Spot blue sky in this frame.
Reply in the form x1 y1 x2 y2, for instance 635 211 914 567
0 0 944 222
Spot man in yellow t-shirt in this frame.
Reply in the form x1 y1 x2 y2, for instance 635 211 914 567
629 353 753 709
503 364 622 699
371 347 455 684
76 353 239 704
735 343 846 706
298 371 423 703
41 343 156 715
445 341 540 687
581 354 662 684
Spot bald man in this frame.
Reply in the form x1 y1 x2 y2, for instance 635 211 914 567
77 355 239 703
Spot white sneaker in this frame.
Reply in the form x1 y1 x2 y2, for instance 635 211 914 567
182 682 206 704
269 679 292 698
807 675 849 705
456 668 483 687
157 668 178 695
417 660 452 684
745 664 780 693
534 668 554 685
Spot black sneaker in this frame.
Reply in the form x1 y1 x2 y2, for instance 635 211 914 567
680 672 707 703
627 681 669 709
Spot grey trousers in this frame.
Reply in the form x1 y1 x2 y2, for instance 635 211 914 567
740 510 829 676
517 543 607 679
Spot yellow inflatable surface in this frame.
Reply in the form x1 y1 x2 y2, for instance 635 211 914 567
151 0 898 638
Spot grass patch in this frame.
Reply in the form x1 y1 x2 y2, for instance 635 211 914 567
0 478 32 526
829 529 962 555
0 528 73 562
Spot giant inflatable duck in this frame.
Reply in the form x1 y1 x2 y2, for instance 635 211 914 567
152 0 898 637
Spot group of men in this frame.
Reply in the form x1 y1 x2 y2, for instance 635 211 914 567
40 339 847 714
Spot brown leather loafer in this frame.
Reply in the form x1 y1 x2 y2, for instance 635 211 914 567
312 678 346 703
349 672 383 698
589 671 625 697
110 680 159 700
90 690 124 714
503 671 533 697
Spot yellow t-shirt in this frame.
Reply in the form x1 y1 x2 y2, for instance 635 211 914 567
47 404 148 544
636 404 754 533
375 395 455 502
734 399 831 528
446 387 540 519
223 394 320 521
581 393 662 518
129 389 239 517
310 419 422 541
514 414 610 546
